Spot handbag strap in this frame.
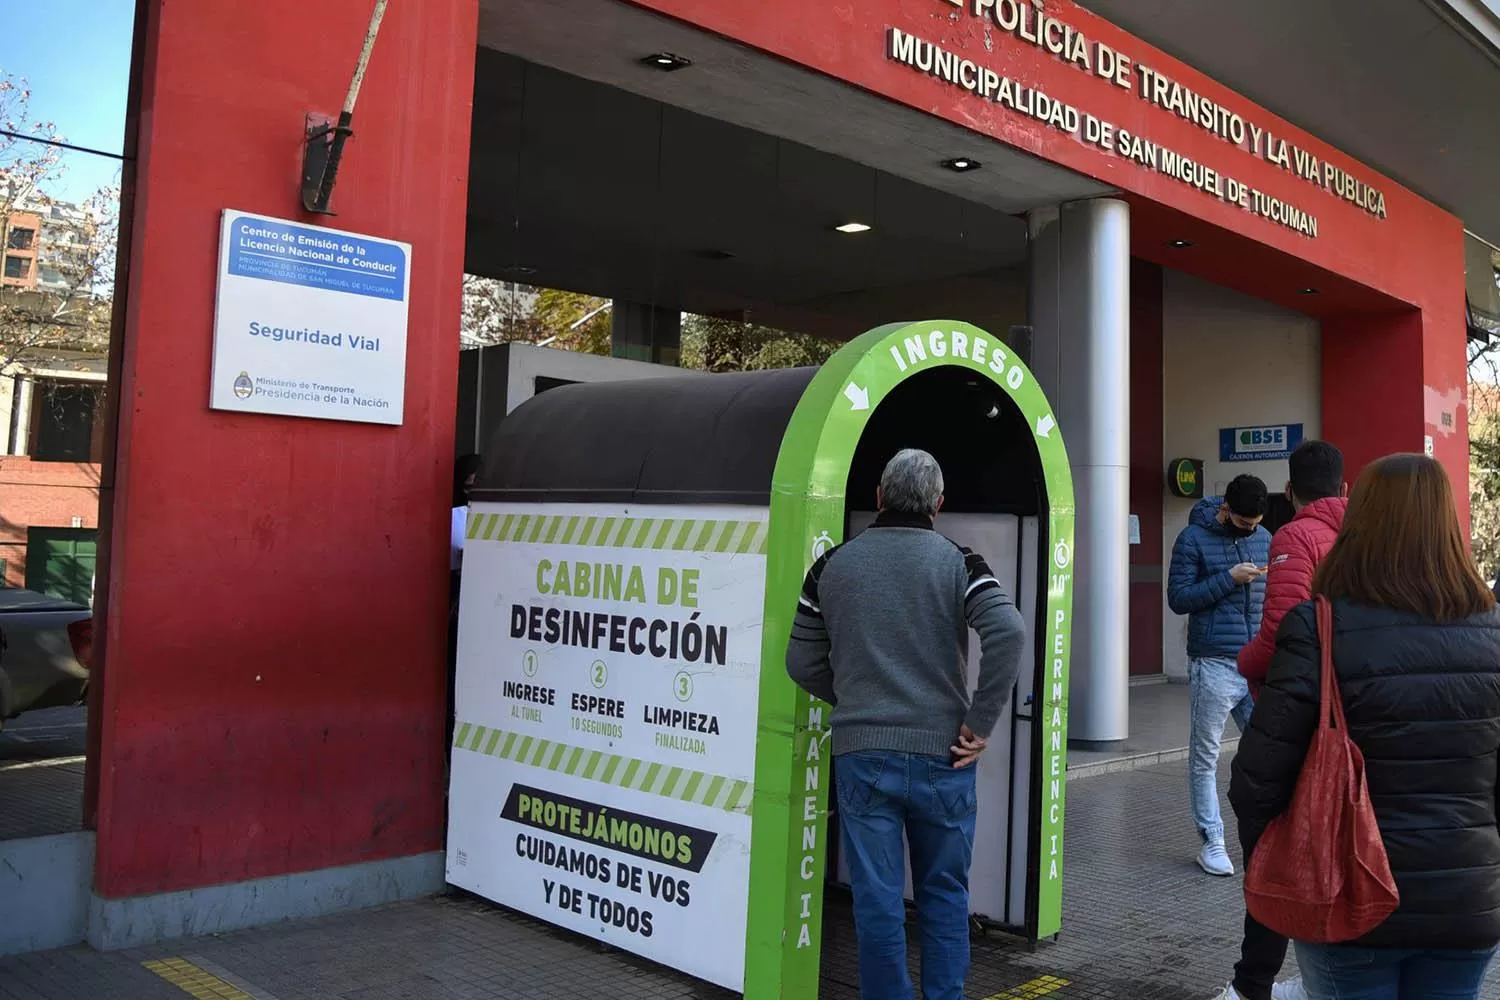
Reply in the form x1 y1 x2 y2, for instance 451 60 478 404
1314 596 1348 731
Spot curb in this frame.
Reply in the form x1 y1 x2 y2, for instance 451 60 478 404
1066 738 1239 781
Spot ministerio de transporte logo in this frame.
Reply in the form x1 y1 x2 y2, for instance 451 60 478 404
233 371 255 400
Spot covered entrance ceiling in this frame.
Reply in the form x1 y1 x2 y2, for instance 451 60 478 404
468 0 1112 335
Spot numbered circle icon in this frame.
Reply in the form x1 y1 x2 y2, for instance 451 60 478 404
591 660 609 689
673 671 694 703
522 650 539 677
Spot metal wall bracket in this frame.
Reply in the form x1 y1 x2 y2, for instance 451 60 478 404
301 112 354 216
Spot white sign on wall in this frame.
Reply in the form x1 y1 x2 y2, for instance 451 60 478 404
211 210 411 425
448 503 768 991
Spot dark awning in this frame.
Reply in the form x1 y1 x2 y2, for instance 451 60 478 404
474 368 818 506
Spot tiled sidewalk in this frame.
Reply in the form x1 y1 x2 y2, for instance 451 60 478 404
3 757 1497 999
0 707 87 841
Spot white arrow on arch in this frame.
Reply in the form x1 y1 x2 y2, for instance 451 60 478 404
1035 414 1056 438
844 383 870 411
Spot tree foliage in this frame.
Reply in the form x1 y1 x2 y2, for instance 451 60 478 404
460 279 841 374
1470 337 1500 582
0 71 118 372
679 314 839 373
460 275 610 356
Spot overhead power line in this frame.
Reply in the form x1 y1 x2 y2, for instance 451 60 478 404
0 130 128 161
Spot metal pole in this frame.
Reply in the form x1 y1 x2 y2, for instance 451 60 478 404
342 0 390 118
308 0 390 212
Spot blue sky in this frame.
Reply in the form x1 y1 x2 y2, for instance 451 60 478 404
3 0 134 203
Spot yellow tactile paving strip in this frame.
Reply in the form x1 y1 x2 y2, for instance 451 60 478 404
984 974 1072 1000
139 952 1068 1000
141 958 256 1000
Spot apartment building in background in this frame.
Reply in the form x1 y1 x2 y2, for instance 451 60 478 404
0 179 108 604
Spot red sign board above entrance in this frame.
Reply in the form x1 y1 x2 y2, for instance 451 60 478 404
910 0 1388 240
624 0 1459 311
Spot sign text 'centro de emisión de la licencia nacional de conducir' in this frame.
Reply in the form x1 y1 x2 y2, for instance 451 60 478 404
890 0 1390 240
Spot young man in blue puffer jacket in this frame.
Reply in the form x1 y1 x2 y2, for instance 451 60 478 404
1168 474 1270 878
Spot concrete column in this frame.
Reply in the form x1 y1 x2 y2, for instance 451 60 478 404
10 374 34 456
611 301 681 366
1027 199 1130 744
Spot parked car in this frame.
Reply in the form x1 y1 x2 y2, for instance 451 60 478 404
0 587 92 729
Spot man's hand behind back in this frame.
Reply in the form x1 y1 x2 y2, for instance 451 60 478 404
950 725 987 768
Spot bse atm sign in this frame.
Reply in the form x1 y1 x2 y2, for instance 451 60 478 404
1219 423 1304 463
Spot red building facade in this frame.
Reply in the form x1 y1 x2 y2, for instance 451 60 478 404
77 0 1468 952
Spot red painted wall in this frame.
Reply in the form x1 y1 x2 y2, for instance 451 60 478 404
95 0 477 897
625 0 1469 491
1128 261 1163 676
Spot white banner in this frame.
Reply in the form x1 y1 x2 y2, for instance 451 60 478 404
448 503 768 991
211 210 410 425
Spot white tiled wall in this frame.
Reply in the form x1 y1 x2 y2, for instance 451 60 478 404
1160 270 1321 679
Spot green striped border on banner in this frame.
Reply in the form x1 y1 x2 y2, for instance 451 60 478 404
466 512 768 555
453 722 754 815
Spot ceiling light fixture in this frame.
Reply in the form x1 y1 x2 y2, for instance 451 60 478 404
834 222 872 234
1167 239 1193 249
642 52 692 71
695 249 736 260
1298 287 1319 295
942 157 982 172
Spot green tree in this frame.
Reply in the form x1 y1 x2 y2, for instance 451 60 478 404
1470 377 1500 582
680 314 839 373
531 288 611 356
460 286 842 371
460 276 610 356
0 71 118 372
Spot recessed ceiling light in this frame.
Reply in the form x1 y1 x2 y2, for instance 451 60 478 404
642 52 691 71
942 157 982 172
1298 287 1319 295
834 222 872 234
1167 239 1193 249
500 265 537 277
695 248 736 260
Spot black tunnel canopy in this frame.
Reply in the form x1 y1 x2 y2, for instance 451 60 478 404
475 362 1043 513
475 368 818 506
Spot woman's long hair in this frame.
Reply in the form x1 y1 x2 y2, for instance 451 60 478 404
1313 453 1495 620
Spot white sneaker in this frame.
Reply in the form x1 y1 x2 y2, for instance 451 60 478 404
1206 977 1304 1000
1198 839 1235 876
1272 978 1308 1000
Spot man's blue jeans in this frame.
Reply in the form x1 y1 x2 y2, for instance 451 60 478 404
1295 942 1496 999
1188 656 1254 842
835 749 978 1000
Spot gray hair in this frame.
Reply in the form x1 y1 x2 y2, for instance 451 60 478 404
879 449 944 516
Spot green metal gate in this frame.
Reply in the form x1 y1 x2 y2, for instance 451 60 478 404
25 527 97 605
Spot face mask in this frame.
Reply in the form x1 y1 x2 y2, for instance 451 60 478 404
1226 522 1256 538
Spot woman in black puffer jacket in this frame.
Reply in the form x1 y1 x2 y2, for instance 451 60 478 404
1229 454 1500 999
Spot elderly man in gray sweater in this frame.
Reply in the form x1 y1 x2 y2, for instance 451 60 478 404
786 448 1027 1000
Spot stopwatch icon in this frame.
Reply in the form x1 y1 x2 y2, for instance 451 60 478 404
811 531 835 560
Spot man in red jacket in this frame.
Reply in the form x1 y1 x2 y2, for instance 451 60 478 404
1211 440 1346 1000
1237 440 1348 698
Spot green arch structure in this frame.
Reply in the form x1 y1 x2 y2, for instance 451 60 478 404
742 320 1076 998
